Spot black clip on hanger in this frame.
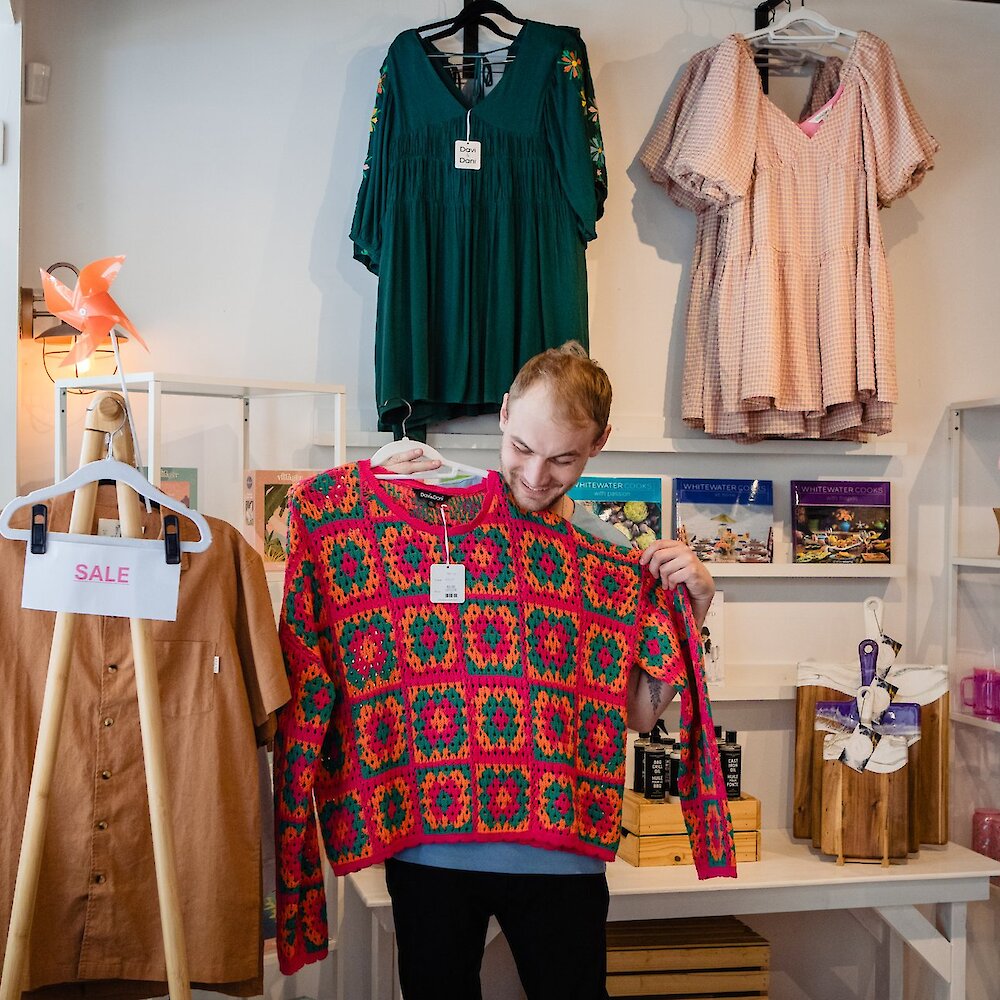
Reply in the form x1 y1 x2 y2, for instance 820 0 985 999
163 514 181 565
30 504 48 554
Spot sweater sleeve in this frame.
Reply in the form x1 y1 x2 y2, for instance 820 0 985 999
636 581 737 879
273 489 337 974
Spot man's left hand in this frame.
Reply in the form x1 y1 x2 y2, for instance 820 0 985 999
639 538 715 626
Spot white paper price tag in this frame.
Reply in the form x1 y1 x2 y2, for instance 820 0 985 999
454 140 482 170
22 538 182 621
430 563 466 604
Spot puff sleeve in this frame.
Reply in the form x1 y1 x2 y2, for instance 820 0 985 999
857 33 938 207
642 36 759 209
639 46 717 212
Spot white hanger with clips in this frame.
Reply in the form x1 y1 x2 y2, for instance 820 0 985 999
371 399 489 482
0 458 212 553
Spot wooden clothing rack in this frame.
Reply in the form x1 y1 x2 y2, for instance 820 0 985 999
0 392 192 1000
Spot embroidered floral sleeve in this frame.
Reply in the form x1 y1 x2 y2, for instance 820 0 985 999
546 33 607 242
350 61 393 274
560 46 606 187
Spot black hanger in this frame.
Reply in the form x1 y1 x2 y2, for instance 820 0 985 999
417 0 524 44
418 1 525 40
754 0 791 93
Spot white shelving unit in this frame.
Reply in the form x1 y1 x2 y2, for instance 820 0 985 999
706 562 902 579
349 428 907 457
54 372 347 484
946 397 1000 732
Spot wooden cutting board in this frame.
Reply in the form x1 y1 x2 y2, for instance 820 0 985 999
793 683 949 849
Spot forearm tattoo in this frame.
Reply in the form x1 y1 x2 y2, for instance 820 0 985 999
647 676 664 711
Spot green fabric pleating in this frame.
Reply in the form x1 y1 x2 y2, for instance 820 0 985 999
351 20 607 439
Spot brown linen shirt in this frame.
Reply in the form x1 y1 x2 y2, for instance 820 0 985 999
0 488 290 998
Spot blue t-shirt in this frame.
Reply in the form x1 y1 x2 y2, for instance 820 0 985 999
395 501 631 875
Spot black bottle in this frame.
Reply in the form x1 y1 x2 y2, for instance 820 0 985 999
720 729 742 800
643 728 667 800
632 731 651 793
668 739 680 798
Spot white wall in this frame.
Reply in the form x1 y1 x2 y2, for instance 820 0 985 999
0 14 19 503
13 2 1000 999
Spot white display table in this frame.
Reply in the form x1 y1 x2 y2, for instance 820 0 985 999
338 830 1000 1000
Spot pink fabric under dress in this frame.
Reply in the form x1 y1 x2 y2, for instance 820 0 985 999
641 33 938 442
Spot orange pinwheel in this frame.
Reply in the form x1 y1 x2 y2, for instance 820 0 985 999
40 255 147 367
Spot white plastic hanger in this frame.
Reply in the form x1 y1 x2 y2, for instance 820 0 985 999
371 400 489 482
745 6 856 53
0 458 213 553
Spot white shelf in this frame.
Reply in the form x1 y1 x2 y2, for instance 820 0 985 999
54 372 347 484
56 371 347 400
707 562 903 579
348 429 907 457
709 681 796 701
951 397 1000 412
952 556 1000 570
951 712 1000 734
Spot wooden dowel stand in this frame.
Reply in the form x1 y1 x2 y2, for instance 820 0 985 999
1 392 191 999
115 454 191 998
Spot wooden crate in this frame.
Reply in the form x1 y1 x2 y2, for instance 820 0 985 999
618 791 761 867
606 915 769 998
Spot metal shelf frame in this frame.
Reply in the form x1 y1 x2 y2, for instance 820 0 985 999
54 372 347 485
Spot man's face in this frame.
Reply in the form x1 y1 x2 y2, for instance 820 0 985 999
498 384 610 513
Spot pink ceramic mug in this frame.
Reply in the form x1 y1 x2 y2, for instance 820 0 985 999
960 668 1000 720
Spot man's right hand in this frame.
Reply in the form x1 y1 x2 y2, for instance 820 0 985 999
374 447 443 476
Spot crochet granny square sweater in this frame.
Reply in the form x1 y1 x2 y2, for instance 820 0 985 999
274 461 735 973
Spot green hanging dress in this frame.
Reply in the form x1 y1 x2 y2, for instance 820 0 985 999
351 20 607 439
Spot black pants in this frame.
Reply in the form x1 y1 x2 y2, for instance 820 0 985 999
384 858 610 1000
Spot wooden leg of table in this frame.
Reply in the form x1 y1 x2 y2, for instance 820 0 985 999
874 903 959 998
888 924 904 1000
936 901 966 1000
370 911 397 1000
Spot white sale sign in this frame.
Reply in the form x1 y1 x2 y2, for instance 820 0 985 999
22 537 181 621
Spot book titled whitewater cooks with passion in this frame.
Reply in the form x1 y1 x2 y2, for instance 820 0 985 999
673 478 774 563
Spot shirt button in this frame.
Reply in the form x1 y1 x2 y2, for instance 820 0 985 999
100 770 112 780
107 664 118 673
93 873 106 885
96 820 109 831
103 717 114 727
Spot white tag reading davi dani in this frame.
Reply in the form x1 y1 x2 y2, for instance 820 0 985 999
21 537 182 621
454 139 482 170
430 563 466 603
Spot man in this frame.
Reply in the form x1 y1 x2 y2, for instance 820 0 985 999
380 342 717 999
